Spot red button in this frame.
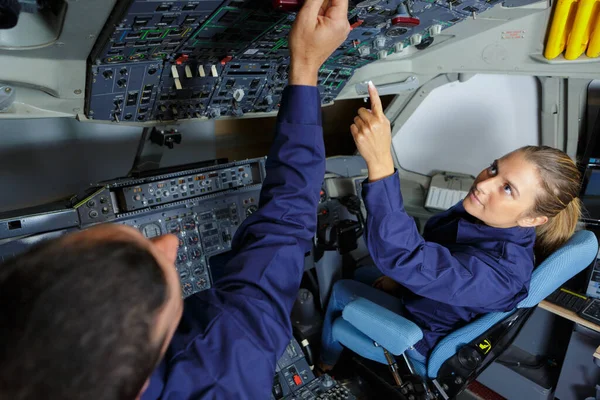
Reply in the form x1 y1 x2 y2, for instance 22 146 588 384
391 15 420 27
350 19 364 29
293 375 302 386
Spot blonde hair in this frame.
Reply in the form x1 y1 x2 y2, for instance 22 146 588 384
518 146 582 262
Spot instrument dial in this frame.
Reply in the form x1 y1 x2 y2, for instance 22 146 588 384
141 223 161 239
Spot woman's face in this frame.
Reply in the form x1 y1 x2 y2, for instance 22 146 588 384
463 150 548 229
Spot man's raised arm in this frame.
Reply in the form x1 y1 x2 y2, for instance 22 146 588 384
142 2 350 398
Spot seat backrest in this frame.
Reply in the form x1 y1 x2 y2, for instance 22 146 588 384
427 230 598 378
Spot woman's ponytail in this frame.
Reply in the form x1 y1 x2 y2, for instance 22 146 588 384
534 198 582 262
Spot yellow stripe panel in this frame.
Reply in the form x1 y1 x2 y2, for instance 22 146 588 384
545 0 600 60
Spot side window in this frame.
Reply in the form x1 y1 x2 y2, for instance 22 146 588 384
392 74 540 177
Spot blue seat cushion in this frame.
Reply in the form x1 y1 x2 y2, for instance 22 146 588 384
333 318 428 377
333 318 388 364
342 297 423 356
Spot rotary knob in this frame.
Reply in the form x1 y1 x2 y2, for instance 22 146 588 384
358 46 370 57
410 34 422 46
429 24 442 37
233 88 245 102
374 36 386 49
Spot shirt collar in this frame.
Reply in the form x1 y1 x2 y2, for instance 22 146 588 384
452 202 536 246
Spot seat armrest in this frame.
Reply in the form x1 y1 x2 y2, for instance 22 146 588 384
342 297 423 355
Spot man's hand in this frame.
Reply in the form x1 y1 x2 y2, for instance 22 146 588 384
289 0 350 86
350 83 395 182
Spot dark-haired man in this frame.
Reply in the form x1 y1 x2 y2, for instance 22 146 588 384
0 0 350 398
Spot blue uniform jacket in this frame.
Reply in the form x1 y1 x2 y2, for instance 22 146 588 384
142 86 324 400
362 172 536 355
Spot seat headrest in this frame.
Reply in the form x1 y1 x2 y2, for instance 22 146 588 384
518 230 598 308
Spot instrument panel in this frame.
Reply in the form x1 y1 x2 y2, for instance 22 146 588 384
86 0 500 122
120 188 259 296
0 157 267 298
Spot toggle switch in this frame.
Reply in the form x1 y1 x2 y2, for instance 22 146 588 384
174 78 183 90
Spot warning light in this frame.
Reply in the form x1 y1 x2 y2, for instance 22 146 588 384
175 54 189 65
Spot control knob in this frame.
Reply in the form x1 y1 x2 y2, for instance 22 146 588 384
207 107 221 119
429 24 442 37
410 33 422 46
374 36 386 49
233 88 245 102
358 46 370 57
322 375 334 388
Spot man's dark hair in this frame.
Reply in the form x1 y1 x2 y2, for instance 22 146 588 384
0 238 168 400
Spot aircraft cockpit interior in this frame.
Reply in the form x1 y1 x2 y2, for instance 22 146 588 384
1 0 600 399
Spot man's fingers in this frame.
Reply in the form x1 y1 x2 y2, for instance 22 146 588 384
325 0 349 21
319 0 331 16
298 0 328 20
350 123 359 137
368 81 383 116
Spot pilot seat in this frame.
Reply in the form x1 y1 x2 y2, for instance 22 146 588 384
328 229 598 399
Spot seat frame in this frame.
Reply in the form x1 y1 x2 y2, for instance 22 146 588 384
346 307 534 399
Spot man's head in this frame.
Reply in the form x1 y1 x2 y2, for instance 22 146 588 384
0 224 183 400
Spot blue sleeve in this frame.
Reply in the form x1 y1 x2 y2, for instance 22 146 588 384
362 172 523 308
142 86 324 400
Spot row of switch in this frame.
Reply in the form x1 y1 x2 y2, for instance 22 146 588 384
356 23 443 59
171 64 218 90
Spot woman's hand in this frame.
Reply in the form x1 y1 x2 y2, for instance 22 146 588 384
350 82 395 182
373 276 401 294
